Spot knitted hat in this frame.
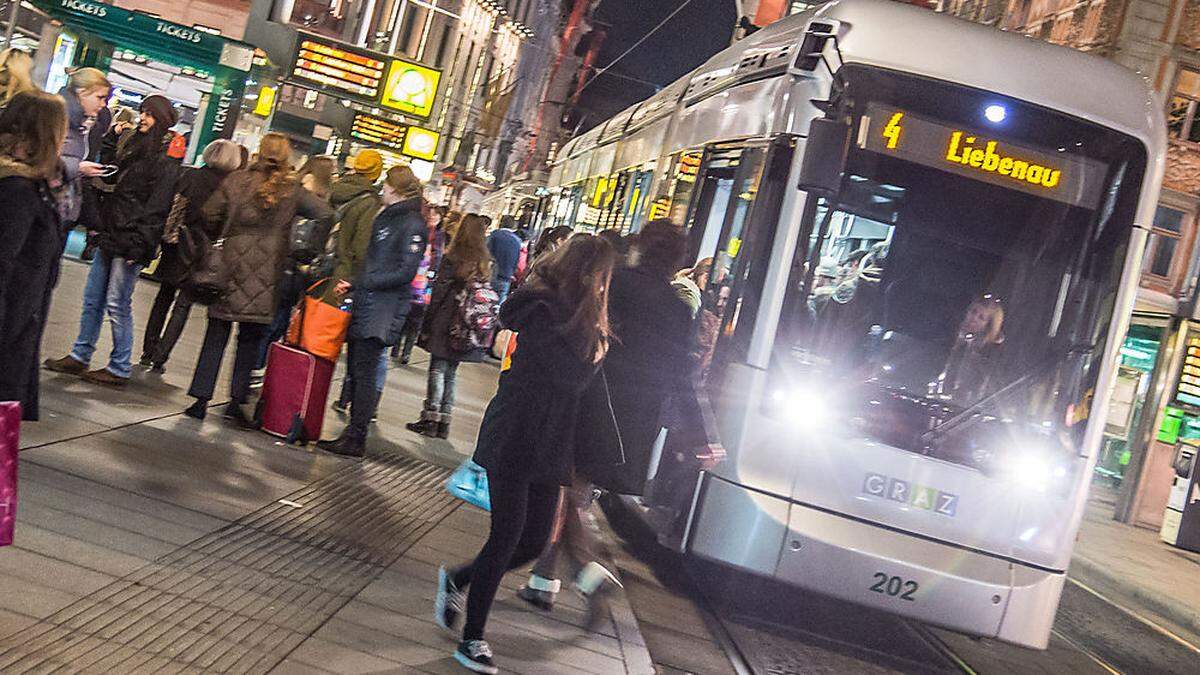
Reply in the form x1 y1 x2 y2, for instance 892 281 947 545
139 94 178 129
352 149 383 182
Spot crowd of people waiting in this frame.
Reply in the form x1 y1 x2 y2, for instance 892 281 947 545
0 49 726 675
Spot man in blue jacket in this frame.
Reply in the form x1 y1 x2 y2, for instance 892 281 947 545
486 217 522 303
319 166 428 458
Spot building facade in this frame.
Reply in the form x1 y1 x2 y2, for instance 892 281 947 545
240 0 595 202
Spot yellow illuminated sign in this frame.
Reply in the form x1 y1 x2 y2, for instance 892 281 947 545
882 112 903 149
402 126 440 161
862 103 1106 209
380 59 441 119
943 132 1061 189
253 85 276 117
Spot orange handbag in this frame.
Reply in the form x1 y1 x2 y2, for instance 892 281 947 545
286 280 351 362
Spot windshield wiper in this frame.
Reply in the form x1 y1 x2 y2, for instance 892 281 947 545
918 345 1095 448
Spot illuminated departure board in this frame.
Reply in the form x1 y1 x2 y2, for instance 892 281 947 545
860 104 1108 209
289 34 443 118
351 113 441 160
292 36 387 100
352 113 407 151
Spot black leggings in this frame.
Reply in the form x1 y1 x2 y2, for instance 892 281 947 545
451 475 561 641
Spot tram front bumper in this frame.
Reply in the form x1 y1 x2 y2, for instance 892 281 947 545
687 475 1063 649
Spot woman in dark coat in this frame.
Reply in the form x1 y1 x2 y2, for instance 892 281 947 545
406 214 492 439
183 133 332 425
318 167 428 458
0 92 70 421
434 234 617 674
44 94 180 386
140 140 243 372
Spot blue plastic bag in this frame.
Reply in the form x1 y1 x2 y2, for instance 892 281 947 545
446 460 491 511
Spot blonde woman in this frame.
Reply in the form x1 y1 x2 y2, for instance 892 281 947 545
58 67 112 224
0 48 35 109
184 133 332 424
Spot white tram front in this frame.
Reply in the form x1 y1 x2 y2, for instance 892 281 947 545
546 0 1166 648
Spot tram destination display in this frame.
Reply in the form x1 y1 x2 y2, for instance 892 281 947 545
860 103 1108 208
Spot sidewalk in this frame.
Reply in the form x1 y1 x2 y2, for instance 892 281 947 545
1070 498 1200 643
0 261 653 674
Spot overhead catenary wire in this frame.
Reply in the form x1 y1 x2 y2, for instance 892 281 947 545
575 0 697 98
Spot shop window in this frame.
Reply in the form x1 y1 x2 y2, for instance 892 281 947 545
1141 205 1194 294
1169 69 1200 144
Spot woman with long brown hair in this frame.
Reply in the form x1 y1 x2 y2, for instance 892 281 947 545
433 234 617 674
406 213 492 439
183 133 331 424
0 92 69 421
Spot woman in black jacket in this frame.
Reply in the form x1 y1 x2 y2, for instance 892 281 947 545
434 235 617 674
318 166 428 458
44 94 180 386
406 214 492 439
139 139 243 372
0 92 70 420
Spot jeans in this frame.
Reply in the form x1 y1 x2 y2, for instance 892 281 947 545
143 282 194 367
392 302 426 361
344 337 387 441
69 250 143 378
422 357 460 422
451 476 560 641
188 318 269 404
337 339 388 406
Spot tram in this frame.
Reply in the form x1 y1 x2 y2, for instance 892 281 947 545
543 0 1165 649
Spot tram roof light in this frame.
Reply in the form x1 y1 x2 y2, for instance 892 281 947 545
984 104 1007 124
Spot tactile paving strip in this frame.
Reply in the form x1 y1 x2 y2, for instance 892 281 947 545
0 452 459 673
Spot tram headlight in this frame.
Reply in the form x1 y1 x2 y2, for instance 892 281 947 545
769 385 829 428
998 449 1070 493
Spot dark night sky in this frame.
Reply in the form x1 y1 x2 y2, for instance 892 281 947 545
575 0 737 131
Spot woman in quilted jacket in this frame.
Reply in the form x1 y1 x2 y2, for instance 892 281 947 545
405 214 491 439
182 133 331 425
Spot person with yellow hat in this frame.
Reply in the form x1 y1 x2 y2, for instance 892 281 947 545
327 149 385 412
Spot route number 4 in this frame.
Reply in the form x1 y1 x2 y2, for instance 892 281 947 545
870 572 917 601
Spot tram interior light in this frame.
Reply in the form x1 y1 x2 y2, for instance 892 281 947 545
984 104 1007 124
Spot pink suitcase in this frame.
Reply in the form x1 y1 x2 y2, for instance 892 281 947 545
0 402 19 546
258 342 334 445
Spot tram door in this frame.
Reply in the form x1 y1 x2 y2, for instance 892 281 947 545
684 138 795 378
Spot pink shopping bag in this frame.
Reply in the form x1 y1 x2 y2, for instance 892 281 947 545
0 402 18 546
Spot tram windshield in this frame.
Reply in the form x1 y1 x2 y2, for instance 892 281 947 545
773 67 1147 472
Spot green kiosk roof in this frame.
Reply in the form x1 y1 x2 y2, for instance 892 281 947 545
30 0 255 72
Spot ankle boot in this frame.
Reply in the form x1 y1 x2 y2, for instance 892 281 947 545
406 419 438 437
436 421 450 439
317 434 366 458
184 399 208 420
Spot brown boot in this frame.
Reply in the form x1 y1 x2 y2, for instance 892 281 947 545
83 369 129 387
43 356 87 375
